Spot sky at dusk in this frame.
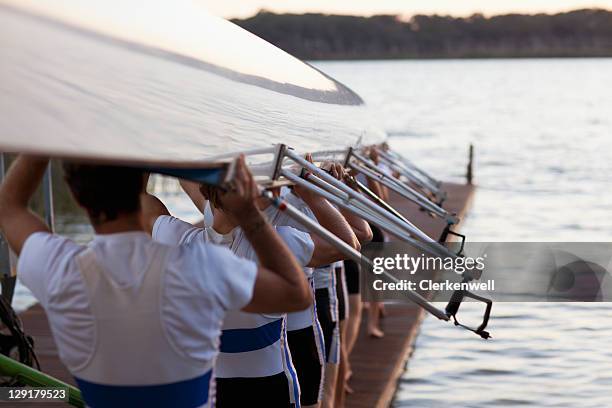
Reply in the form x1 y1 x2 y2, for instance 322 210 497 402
201 0 612 18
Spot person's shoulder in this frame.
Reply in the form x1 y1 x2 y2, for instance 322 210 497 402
17 232 83 306
19 232 81 265
152 215 189 235
183 238 235 261
165 238 257 307
275 226 314 266
276 225 309 240
167 238 233 272
153 215 204 245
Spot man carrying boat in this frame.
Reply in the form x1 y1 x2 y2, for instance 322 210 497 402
354 148 390 339
276 164 371 408
0 155 311 408
144 187 316 408
142 158 361 408
306 162 372 408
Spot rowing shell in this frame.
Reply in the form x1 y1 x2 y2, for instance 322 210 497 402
0 0 385 175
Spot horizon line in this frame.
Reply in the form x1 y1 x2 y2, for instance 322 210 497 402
225 6 612 20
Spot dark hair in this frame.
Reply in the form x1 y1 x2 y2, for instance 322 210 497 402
62 162 145 224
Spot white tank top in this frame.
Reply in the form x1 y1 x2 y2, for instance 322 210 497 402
72 246 213 408
215 227 301 405
265 194 326 370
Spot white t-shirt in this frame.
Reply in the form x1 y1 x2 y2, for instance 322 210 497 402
269 191 316 279
153 215 314 378
277 192 333 290
17 230 257 372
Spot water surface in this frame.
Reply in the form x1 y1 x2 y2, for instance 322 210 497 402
316 58 612 407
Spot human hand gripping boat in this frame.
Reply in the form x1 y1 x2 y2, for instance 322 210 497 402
0 1 492 405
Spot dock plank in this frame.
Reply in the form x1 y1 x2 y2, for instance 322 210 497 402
10 182 474 408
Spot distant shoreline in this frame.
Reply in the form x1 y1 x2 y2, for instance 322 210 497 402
233 8 612 61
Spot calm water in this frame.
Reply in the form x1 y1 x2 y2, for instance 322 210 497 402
316 59 612 407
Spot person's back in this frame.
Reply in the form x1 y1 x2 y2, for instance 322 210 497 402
0 155 311 408
19 230 254 406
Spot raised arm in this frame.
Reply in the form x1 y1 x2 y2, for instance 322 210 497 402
0 156 51 255
329 163 372 244
179 179 207 213
339 206 372 244
368 148 390 202
293 158 360 267
140 174 170 234
217 156 311 313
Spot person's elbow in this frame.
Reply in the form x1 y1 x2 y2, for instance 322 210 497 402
299 289 313 310
280 264 312 312
288 286 313 312
309 238 358 267
358 225 373 244
348 232 361 252
337 227 360 252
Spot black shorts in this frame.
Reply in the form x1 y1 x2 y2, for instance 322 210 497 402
315 288 335 362
287 326 323 406
215 372 291 407
335 266 347 321
344 259 360 295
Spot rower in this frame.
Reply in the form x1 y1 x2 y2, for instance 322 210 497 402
308 162 372 408
146 194 309 407
265 188 327 408
271 185 359 408
151 161 360 408
0 155 310 408
354 148 389 339
250 158 365 408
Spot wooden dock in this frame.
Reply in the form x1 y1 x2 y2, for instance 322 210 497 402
12 182 474 408
345 182 475 408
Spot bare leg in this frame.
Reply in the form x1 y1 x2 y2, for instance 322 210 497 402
335 320 348 407
367 302 384 338
320 363 338 408
345 293 362 386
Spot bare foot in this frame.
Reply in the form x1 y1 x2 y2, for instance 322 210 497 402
368 326 384 338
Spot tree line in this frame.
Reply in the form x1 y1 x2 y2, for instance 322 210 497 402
232 9 612 59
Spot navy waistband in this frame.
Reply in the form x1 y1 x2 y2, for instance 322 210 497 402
75 370 211 408
220 319 283 353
